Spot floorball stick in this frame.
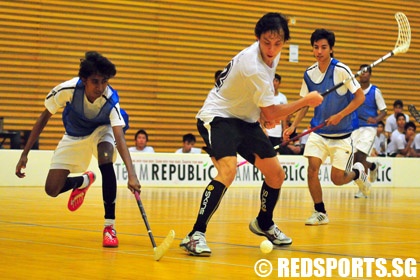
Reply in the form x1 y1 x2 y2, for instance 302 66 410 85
321 12 410 97
408 105 420 123
134 191 175 261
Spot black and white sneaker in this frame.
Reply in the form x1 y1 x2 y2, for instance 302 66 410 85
249 218 292 246
353 162 371 196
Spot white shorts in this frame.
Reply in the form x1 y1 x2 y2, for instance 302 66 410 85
303 132 353 171
50 125 116 173
352 126 376 155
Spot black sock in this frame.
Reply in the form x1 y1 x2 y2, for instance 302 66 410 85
353 168 360 180
190 180 227 235
314 202 326 214
59 176 83 194
99 163 117 220
256 181 280 231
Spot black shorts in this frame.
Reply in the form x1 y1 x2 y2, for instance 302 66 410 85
197 117 277 164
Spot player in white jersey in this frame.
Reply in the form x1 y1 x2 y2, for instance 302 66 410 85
179 12 323 256
15 51 141 248
352 64 387 198
284 29 368 225
266 73 288 148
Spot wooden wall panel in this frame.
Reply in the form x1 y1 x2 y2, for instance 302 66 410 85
0 0 419 152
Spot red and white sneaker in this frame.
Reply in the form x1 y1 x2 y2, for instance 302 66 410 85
67 171 96 211
103 225 119 247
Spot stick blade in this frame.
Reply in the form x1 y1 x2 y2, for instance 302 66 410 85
153 230 176 261
408 105 420 123
393 12 411 54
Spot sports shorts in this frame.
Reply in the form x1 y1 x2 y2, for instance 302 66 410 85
50 124 116 173
197 117 276 163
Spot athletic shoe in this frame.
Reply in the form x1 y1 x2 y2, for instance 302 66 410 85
103 225 119 247
67 171 96 211
305 211 329 225
179 231 211 256
369 162 379 183
354 191 368 198
353 162 371 196
249 218 292 246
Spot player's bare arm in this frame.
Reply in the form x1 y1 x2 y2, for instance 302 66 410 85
15 109 52 178
261 91 322 122
112 125 141 193
326 88 365 126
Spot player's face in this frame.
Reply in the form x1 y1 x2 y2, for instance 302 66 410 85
397 116 406 128
313 39 333 64
82 74 109 103
135 133 148 149
359 71 371 84
258 30 285 67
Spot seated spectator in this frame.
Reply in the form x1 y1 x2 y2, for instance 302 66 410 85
175 133 202 154
384 99 410 140
129 129 155 153
371 121 387 157
412 133 420 157
387 117 415 157
277 117 301 155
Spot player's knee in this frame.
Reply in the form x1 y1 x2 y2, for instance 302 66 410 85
45 185 59 197
264 167 285 188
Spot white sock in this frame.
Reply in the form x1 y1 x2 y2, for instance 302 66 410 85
105 219 115 227
80 173 90 189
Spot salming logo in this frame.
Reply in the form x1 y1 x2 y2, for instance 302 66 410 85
199 185 214 215
70 193 85 206
261 190 268 212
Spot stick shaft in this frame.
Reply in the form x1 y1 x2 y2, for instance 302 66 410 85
134 191 157 248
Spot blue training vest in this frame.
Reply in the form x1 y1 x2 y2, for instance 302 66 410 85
304 59 358 135
62 79 120 137
356 85 378 127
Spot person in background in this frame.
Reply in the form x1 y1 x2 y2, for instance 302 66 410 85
371 121 387 157
352 64 387 198
175 133 202 154
387 118 416 157
384 99 409 140
129 129 155 153
386 112 407 157
15 51 141 248
266 73 288 149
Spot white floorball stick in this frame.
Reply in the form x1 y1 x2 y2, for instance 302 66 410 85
321 12 411 97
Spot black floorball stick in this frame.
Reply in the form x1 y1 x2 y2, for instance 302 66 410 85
134 191 175 261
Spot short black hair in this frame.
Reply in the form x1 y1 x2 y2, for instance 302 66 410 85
254 12 290 42
134 129 149 141
310 29 335 57
359 64 372 74
377 120 385 127
274 73 281 82
405 121 416 131
393 99 403 108
183 133 196 143
395 112 405 121
79 51 116 79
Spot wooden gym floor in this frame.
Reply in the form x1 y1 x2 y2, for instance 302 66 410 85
1 185 419 279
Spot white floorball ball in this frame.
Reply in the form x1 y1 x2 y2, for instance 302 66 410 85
260 240 273 253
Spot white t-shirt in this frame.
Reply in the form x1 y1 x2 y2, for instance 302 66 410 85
175 147 202 154
385 113 410 134
266 92 288 137
129 146 155 153
373 133 387 155
197 41 279 123
413 133 420 151
45 77 125 128
387 129 407 154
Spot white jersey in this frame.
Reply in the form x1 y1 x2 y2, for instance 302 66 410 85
196 41 279 123
413 133 420 151
45 77 125 128
266 92 288 137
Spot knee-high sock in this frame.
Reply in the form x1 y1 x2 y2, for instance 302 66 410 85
191 180 227 235
99 163 117 220
256 181 280 230
59 176 83 194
